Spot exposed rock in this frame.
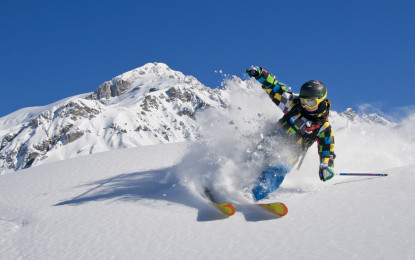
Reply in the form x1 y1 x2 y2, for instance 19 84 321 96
92 79 132 100
65 131 84 144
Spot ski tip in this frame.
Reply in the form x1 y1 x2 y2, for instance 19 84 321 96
258 202 288 217
279 203 288 217
213 202 236 216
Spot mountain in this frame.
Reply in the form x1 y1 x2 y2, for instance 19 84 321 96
0 63 227 174
334 108 395 126
0 63 395 174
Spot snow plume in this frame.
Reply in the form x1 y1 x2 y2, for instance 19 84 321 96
174 76 339 202
175 77 286 203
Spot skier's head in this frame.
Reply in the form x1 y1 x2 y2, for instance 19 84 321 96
299 80 327 112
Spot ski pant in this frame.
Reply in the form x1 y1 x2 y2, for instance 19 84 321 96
249 132 299 201
252 163 291 201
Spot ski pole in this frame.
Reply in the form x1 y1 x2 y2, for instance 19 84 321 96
337 173 388 177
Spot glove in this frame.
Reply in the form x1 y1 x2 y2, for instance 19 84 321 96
246 67 261 78
319 163 334 182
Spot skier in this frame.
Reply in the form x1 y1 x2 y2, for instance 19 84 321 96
246 67 335 201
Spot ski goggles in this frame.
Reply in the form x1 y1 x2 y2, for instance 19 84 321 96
300 98 319 109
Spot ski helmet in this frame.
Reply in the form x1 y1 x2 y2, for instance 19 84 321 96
299 80 327 109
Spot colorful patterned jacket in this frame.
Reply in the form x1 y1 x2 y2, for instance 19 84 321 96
253 68 335 168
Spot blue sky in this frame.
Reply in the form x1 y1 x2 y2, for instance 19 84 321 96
1 0 414 120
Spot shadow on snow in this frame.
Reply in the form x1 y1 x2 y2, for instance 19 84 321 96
53 167 243 222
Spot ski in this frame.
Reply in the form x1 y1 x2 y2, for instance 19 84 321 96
256 202 288 217
203 187 235 217
211 202 236 216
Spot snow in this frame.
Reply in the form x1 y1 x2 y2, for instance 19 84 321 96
1 142 415 259
0 94 90 131
1 64 415 259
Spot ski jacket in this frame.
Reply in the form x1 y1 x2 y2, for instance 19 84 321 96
253 68 335 167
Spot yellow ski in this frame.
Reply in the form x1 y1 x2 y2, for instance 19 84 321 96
204 187 235 217
211 202 236 216
257 202 288 217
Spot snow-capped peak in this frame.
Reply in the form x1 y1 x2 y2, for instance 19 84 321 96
89 62 203 100
336 108 394 126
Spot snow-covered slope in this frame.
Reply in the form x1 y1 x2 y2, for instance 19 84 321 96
0 142 414 259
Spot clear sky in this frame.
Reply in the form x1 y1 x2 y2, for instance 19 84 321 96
1 0 414 120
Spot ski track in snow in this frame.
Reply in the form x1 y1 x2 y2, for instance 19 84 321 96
0 142 414 259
